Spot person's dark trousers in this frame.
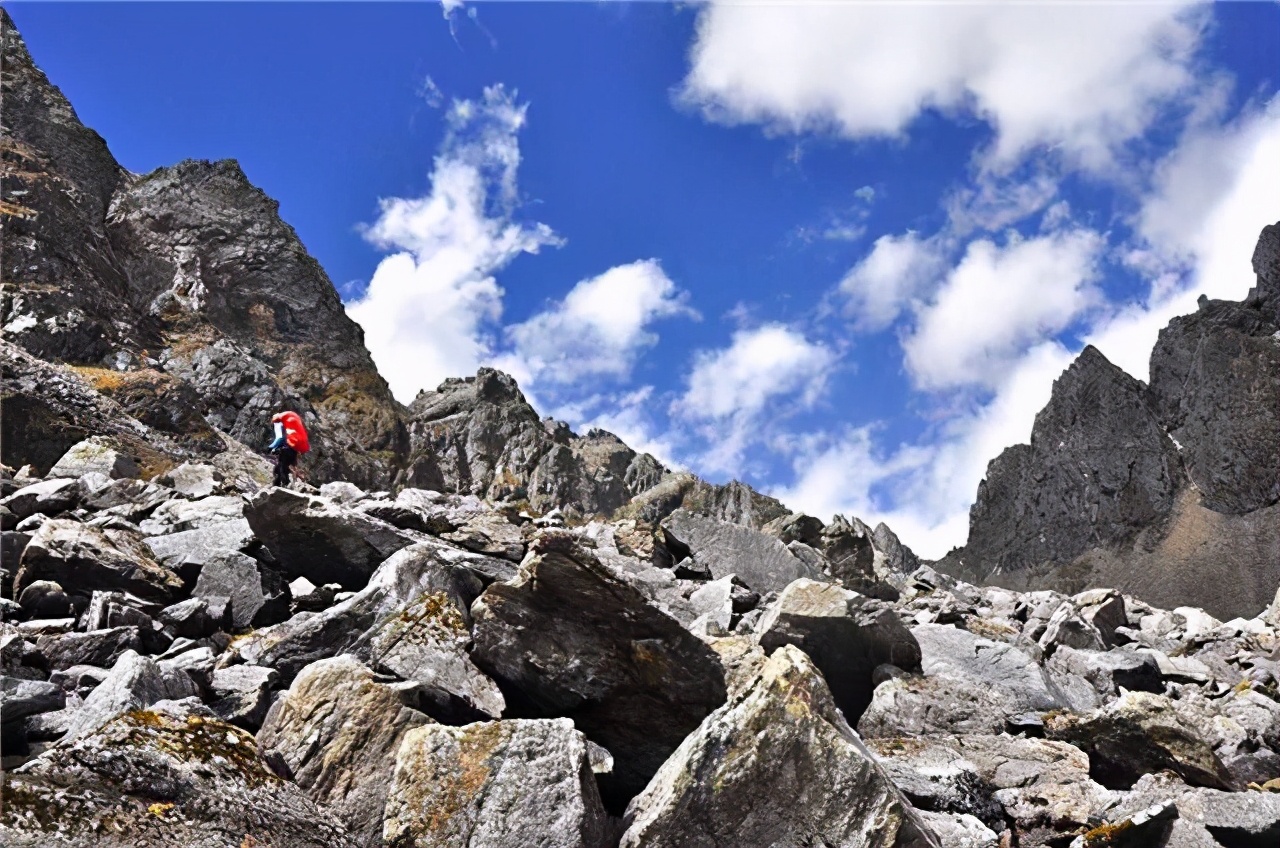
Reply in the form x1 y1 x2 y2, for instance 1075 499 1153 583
272 446 298 487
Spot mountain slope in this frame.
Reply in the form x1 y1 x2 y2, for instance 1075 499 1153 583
939 224 1280 619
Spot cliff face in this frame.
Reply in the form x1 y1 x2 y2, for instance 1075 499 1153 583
940 224 1280 619
1 8 405 488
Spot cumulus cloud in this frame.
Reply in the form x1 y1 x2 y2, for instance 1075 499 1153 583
505 260 697 384
839 231 945 331
674 324 835 473
346 86 560 402
777 100 1279 559
903 229 1105 390
681 1 1205 170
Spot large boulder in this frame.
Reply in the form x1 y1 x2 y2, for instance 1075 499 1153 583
756 578 921 723
143 517 258 584
257 655 434 848
0 478 79 521
60 649 198 741
233 540 492 686
46 437 140 480
192 549 288 629
383 718 610 848
15 519 183 604
0 701 356 847
620 645 940 848
137 495 244 535
470 532 728 802
360 588 505 720
244 487 422 589
911 623 1068 713
660 508 820 594
1045 690 1235 790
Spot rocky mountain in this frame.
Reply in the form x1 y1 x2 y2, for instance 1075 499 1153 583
939 225 1280 620
3 8 1280 847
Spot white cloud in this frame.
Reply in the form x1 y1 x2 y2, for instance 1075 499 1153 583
1081 100 1280 381
839 231 944 331
776 101 1279 559
681 1 1205 170
903 229 1105 390
346 86 560 402
505 260 696 384
674 324 835 473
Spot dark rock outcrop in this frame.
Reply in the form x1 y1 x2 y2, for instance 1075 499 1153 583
941 224 1280 619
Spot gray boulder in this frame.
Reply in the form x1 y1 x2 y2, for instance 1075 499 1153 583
46 437 140 480
258 655 432 847
137 495 244 535
1045 690 1234 790
471 532 728 801
61 649 199 741
244 487 422 589
912 623 1067 712
661 508 820 594
383 718 610 848
16 519 182 603
16 579 71 619
756 578 921 723
0 478 79 521
208 665 277 729
362 588 505 720
144 517 258 583
0 676 64 722
156 462 225 497
192 549 287 629
1 700 356 847
36 627 142 670
620 645 940 848
233 540 492 685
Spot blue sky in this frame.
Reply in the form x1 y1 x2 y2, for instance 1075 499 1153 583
12 1 1280 557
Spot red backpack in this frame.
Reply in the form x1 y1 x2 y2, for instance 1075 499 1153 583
275 411 311 453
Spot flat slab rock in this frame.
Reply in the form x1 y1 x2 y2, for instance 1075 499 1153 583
383 717 609 848
661 508 821 594
0 702 355 848
620 645 940 848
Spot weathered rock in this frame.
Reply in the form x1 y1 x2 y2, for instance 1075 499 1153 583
47 664 111 697
16 579 71 618
620 645 940 848
384 718 610 848
156 462 225 498
1045 690 1235 790
1046 645 1163 698
858 674 1026 739
60 649 199 741
137 494 243 535
0 676 64 722
157 597 223 639
361 588 505 721
0 478 78 521
16 518 182 603
257 655 432 847
471 532 728 802
207 665 276 729
756 578 921 723
0 702 356 847
661 508 820 594
914 812 998 848
36 627 142 670
871 734 1114 846
234 540 492 685
192 549 287 629
47 437 140 480
143 517 258 582
912 623 1067 712
245 487 422 589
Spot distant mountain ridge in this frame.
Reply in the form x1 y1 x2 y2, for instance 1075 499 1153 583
938 224 1280 619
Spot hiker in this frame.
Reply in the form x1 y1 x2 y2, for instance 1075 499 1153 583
268 410 310 487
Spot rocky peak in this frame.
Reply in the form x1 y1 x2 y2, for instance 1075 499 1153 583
941 224 1280 619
